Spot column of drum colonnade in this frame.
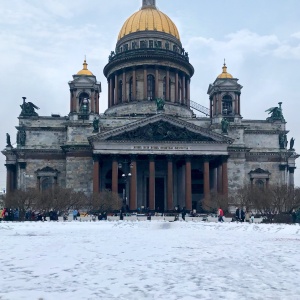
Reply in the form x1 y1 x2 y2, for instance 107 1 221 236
106 67 191 107
93 155 229 211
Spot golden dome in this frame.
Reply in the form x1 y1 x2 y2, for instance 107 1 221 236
77 60 93 76
217 62 233 79
118 7 180 41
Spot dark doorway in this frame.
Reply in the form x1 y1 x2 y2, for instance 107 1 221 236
146 177 165 212
155 178 165 212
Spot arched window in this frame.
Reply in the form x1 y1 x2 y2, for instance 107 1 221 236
118 80 123 103
255 179 264 189
147 74 155 100
79 92 89 112
41 177 53 191
222 95 233 115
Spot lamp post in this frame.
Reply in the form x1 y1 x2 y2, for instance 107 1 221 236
118 160 133 211
122 172 132 208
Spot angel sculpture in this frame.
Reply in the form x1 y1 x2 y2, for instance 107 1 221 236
265 102 285 122
20 97 39 117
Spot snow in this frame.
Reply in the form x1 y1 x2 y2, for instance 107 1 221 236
0 220 300 300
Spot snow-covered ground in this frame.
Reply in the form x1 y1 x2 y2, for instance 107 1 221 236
0 220 299 300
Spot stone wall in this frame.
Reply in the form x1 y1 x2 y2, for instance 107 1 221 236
65 156 93 194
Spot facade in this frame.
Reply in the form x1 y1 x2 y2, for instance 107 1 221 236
2 0 298 211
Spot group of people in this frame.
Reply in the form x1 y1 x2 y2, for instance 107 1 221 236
217 207 256 223
0 208 19 221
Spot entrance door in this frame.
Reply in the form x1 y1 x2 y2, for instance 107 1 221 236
146 177 165 211
155 178 165 212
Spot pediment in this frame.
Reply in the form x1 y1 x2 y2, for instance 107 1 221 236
89 114 233 144
72 76 96 84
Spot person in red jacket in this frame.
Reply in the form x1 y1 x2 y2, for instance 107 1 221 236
218 208 224 222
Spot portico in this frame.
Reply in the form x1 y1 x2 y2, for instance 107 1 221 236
89 114 232 211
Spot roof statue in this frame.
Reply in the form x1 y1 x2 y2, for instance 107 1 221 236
221 118 230 134
155 98 165 111
6 133 12 147
20 97 39 117
290 137 295 150
93 117 99 133
265 102 285 122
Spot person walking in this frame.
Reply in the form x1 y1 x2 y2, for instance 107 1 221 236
73 209 78 221
181 207 186 221
291 209 297 224
218 208 224 222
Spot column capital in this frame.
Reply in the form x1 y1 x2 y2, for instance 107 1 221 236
167 155 174 162
148 154 156 161
19 162 27 169
289 167 296 174
279 164 287 171
5 164 16 171
221 155 229 163
130 154 137 161
184 155 192 162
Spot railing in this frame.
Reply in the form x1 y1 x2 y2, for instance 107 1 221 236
108 48 190 63
190 100 210 116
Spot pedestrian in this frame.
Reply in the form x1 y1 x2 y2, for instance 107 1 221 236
245 211 250 222
14 209 19 221
250 213 255 223
218 207 224 222
0 208 4 221
181 207 186 221
103 212 107 220
241 209 245 222
291 209 297 223
73 209 78 221
235 207 240 221
120 210 124 220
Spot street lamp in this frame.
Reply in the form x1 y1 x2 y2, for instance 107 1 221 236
121 172 131 209
118 160 133 210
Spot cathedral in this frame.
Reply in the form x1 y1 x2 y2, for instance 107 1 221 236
2 0 298 212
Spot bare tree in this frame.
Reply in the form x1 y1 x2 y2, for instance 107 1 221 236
89 190 122 213
4 188 40 220
202 192 229 214
234 184 253 211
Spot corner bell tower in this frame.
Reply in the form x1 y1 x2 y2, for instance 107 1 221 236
207 62 243 124
68 59 101 121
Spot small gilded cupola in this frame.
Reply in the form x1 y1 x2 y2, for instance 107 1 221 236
207 60 243 123
77 59 93 76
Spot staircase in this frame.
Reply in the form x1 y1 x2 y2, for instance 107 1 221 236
190 100 210 116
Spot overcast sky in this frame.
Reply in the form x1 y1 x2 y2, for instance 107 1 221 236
1 0 300 189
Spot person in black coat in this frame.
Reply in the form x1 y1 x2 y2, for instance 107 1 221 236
181 207 186 221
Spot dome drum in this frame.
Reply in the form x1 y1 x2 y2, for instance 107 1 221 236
116 31 182 52
104 48 194 78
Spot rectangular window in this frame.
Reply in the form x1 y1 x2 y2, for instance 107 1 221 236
124 44 128 51
149 40 153 48
140 41 147 48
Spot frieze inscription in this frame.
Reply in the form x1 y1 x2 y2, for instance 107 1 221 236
132 146 190 150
